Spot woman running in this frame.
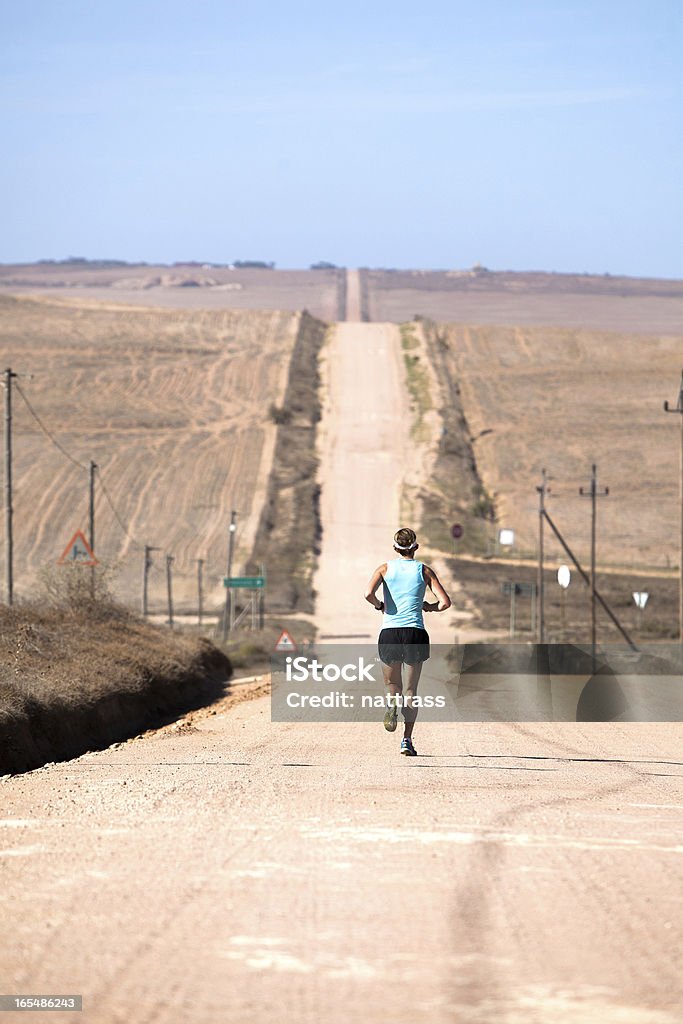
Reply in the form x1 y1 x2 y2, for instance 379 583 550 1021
364 527 451 755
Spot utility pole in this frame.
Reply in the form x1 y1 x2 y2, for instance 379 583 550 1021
222 510 237 641
88 461 97 556
664 369 683 647
579 464 609 655
197 558 204 628
259 563 265 631
166 555 174 628
89 460 97 598
536 469 549 643
142 545 160 617
3 368 17 605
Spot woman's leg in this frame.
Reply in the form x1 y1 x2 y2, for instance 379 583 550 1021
402 662 423 739
382 660 403 699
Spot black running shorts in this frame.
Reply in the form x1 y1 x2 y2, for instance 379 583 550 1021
378 627 430 665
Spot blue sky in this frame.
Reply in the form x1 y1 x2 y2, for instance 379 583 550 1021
1 0 681 276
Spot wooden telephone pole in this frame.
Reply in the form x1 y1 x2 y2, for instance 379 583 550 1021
579 464 609 654
142 545 161 617
166 555 175 628
89 460 97 597
536 468 549 642
197 558 204 628
222 510 237 641
664 370 683 645
3 369 17 605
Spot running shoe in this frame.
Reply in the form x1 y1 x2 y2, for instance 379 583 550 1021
383 703 398 732
400 737 417 756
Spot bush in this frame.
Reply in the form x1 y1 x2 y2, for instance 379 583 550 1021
268 403 293 425
37 562 131 622
471 490 497 521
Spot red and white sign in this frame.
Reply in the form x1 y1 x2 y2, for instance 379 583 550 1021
57 530 98 566
274 629 297 653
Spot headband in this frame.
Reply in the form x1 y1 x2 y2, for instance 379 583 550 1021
394 540 417 551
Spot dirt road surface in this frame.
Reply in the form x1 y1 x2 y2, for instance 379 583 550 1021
2 321 682 1024
314 320 424 640
344 269 361 322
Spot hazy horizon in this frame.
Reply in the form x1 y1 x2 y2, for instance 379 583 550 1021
2 257 683 282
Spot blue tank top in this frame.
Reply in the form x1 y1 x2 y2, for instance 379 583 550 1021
381 559 427 629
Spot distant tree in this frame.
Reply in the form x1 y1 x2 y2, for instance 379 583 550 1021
310 261 338 270
233 260 276 269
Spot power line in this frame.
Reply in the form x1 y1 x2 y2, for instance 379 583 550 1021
15 380 145 553
12 383 278 587
96 468 143 551
14 381 89 471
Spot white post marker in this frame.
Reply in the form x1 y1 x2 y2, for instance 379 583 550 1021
557 565 571 639
633 591 649 632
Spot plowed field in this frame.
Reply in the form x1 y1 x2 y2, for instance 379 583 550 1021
0 294 301 610
435 321 682 570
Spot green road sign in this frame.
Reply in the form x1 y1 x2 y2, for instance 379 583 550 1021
223 576 266 588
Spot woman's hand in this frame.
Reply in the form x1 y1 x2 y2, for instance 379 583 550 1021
422 600 439 612
375 600 384 612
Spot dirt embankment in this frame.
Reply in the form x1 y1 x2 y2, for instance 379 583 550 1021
407 318 498 557
0 600 231 775
246 311 327 613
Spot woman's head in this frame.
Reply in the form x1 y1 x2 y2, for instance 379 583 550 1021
393 527 418 553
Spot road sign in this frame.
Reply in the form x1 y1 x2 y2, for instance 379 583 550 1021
57 530 98 566
451 523 463 539
274 629 297 652
632 592 649 610
498 528 515 547
502 582 535 596
223 576 265 588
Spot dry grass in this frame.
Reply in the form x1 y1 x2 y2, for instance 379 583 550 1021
246 312 327 612
0 575 231 774
0 293 304 611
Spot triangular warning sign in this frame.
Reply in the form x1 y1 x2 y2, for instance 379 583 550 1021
57 530 98 567
274 629 297 653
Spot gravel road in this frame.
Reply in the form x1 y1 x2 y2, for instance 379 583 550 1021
2 702 682 1023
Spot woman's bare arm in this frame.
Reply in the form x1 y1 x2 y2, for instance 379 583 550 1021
364 564 387 611
422 565 451 611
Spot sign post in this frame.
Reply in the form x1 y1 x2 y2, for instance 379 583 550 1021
632 591 649 633
222 576 266 634
502 582 536 639
557 565 571 639
451 522 463 558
